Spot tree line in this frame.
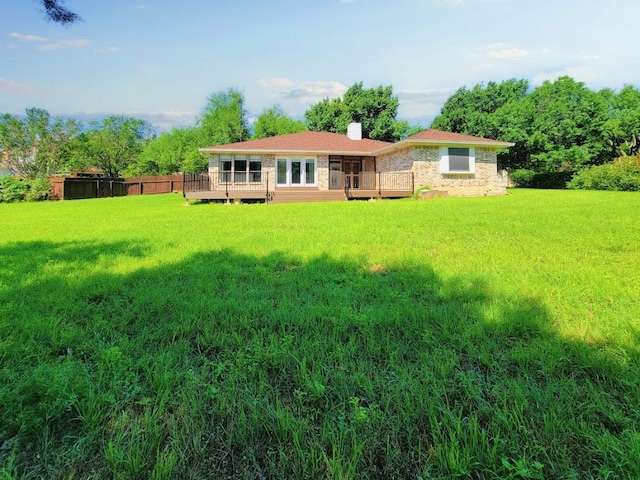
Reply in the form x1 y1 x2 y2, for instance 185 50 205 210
1 77 639 190
430 76 640 188
0 83 413 179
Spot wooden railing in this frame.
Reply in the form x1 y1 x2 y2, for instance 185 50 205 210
184 171 413 197
183 172 269 194
344 172 414 195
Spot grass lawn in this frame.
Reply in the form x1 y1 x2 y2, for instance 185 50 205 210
1 189 639 479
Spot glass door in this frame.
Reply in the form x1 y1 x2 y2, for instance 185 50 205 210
343 159 361 189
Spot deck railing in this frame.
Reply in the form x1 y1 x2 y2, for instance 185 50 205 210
344 172 414 195
183 172 269 194
184 171 413 197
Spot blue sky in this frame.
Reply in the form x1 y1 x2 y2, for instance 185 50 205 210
2 0 639 131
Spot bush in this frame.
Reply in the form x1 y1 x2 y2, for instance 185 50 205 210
25 179 52 201
0 176 29 202
0 176 52 202
509 169 536 187
568 156 640 191
510 169 574 189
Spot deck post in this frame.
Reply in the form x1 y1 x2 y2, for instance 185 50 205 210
378 172 381 197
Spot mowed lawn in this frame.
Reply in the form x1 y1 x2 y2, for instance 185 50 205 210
1 189 639 479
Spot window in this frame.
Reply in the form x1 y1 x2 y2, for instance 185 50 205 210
276 158 316 186
440 147 475 173
219 154 261 183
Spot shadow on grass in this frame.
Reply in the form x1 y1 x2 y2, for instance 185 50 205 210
0 241 638 479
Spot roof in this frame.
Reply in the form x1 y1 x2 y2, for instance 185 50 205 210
199 128 514 156
200 131 391 156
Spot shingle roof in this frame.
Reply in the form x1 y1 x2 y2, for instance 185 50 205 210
403 129 512 145
199 128 513 156
200 131 391 155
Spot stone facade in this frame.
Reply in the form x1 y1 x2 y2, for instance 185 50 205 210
376 146 506 196
207 145 506 196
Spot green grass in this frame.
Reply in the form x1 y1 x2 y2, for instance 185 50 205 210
1 189 639 479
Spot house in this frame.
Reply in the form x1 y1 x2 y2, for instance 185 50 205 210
185 124 514 203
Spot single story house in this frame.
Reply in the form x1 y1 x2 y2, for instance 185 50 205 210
185 124 513 203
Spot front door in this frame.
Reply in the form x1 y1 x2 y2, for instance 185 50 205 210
343 159 361 189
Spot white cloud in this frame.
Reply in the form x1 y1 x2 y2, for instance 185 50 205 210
532 66 598 86
36 44 60 51
488 48 530 59
99 46 119 54
0 77 35 94
58 39 90 48
36 39 90 51
258 77 295 88
8 32 46 42
397 88 455 105
280 81 348 101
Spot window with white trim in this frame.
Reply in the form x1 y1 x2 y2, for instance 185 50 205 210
440 147 475 173
276 158 316 186
219 154 262 183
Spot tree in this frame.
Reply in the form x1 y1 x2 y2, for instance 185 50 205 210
0 108 80 178
252 106 306 139
304 82 416 142
131 127 205 176
198 89 249 146
39 0 81 24
76 116 154 178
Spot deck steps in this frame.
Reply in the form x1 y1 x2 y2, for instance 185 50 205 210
269 189 346 204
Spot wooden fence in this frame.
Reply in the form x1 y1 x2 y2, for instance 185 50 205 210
48 175 183 200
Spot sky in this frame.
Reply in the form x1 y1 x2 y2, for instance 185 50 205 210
2 0 639 131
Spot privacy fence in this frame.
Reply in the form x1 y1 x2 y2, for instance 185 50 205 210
48 175 183 200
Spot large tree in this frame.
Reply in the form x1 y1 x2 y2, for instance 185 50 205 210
76 116 154 178
129 89 251 175
0 108 80 178
252 106 306 139
132 127 205 176
304 82 415 142
198 89 249 146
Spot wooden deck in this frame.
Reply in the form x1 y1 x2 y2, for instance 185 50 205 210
347 189 413 199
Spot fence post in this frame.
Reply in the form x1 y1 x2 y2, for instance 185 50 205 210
378 172 381 197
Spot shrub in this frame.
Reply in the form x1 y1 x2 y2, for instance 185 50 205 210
510 169 573 189
0 176 29 202
25 179 52 201
568 156 640 191
509 169 536 187
0 176 52 202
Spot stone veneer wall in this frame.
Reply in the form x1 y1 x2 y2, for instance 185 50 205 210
377 146 506 196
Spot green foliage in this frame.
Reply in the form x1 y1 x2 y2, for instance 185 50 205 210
130 127 205 175
568 155 640 191
75 116 154 178
198 88 249 146
0 191 639 478
0 108 81 178
252 105 306 139
0 176 51 202
305 82 420 142
509 169 536 187
432 77 640 178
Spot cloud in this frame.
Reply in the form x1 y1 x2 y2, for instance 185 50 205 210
0 77 35 94
68 111 197 132
258 77 295 88
280 81 348 101
397 88 455 105
99 46 119 54
36 39 90 51
58 39 90 48
8 32 46 42
488 48 530 59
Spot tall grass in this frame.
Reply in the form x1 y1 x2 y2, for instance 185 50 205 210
0 190 639 478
